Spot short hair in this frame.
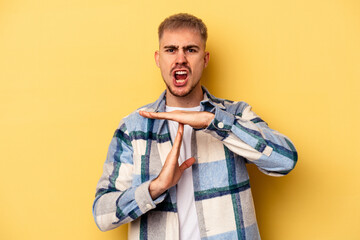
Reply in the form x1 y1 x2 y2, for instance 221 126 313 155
158 13 208 43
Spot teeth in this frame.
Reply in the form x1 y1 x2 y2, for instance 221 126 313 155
175 71 187 75
176 80 185 83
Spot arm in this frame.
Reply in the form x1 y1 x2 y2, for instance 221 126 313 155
204 103 298 176
93 121 195 231
92 122 160 231
140 103 297 176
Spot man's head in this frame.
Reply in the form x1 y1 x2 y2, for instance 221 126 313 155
155 13 210 106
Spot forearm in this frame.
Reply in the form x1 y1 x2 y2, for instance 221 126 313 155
203 104 297 175
93 180 158 231
93 122 166 231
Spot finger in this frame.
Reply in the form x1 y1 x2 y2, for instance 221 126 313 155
139 111 172 120
172 123 184 151
179 157 196 171
174 123 184 145
166 123 184 165
138 111 153 118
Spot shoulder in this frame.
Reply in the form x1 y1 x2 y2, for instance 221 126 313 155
207 93 250 116
212 96 262 121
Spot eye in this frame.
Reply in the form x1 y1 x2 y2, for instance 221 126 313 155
166 48 175 53
187 48 196 53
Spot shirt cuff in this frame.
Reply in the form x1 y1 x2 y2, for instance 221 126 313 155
135 180 167 214
205 106 235 139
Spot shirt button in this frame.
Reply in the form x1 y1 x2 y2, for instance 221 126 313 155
218 122 224 129
146 204 152 209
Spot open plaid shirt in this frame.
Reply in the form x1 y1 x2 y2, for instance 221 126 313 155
93 87 297 239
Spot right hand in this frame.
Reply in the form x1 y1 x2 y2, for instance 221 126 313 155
148 123 196 199
139 110 214 129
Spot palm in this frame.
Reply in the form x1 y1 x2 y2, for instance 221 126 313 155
139 110 214 129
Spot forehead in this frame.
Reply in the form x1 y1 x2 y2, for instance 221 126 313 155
159 28 205 48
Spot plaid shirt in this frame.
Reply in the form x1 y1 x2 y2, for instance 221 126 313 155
93 87 297 239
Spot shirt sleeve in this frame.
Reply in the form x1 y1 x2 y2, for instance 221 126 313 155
202 102 298 176
92 121 166 231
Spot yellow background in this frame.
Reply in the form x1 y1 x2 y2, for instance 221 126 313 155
1 0 359 239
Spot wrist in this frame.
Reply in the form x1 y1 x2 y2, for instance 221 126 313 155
149 178 167 200
204 112 215 127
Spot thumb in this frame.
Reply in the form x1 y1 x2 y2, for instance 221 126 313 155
179 157 196 172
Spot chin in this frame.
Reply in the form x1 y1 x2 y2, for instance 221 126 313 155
165 80 200 98
169 88 191 97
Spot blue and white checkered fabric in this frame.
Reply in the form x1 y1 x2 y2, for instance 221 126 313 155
93 87 297 239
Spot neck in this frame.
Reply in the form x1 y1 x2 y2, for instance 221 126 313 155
166 85 203 107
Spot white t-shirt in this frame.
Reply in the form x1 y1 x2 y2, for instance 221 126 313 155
165 105 201 240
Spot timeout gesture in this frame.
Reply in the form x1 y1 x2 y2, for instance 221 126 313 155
140 110 214 200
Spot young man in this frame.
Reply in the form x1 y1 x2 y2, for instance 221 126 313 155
93 13 297 240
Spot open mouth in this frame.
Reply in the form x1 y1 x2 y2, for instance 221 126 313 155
173 70 188 85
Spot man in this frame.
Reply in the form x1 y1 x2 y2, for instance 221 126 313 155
93 13 297 240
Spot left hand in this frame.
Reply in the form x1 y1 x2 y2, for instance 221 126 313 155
139 110 215 129
148 123 195 199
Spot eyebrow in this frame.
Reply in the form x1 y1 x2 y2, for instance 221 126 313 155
184 45 200 50
163 45 200 50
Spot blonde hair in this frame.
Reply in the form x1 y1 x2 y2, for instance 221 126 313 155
158 13 208 43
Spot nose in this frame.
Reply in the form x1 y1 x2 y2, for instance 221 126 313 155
175 50 188 65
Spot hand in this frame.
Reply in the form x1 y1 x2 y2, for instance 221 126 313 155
148 123 195 199
139 110 215 129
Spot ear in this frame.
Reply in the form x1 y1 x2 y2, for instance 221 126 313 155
154 50 160 68
204 51 210 68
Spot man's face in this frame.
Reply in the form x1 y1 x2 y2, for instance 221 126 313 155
155 28 209 98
